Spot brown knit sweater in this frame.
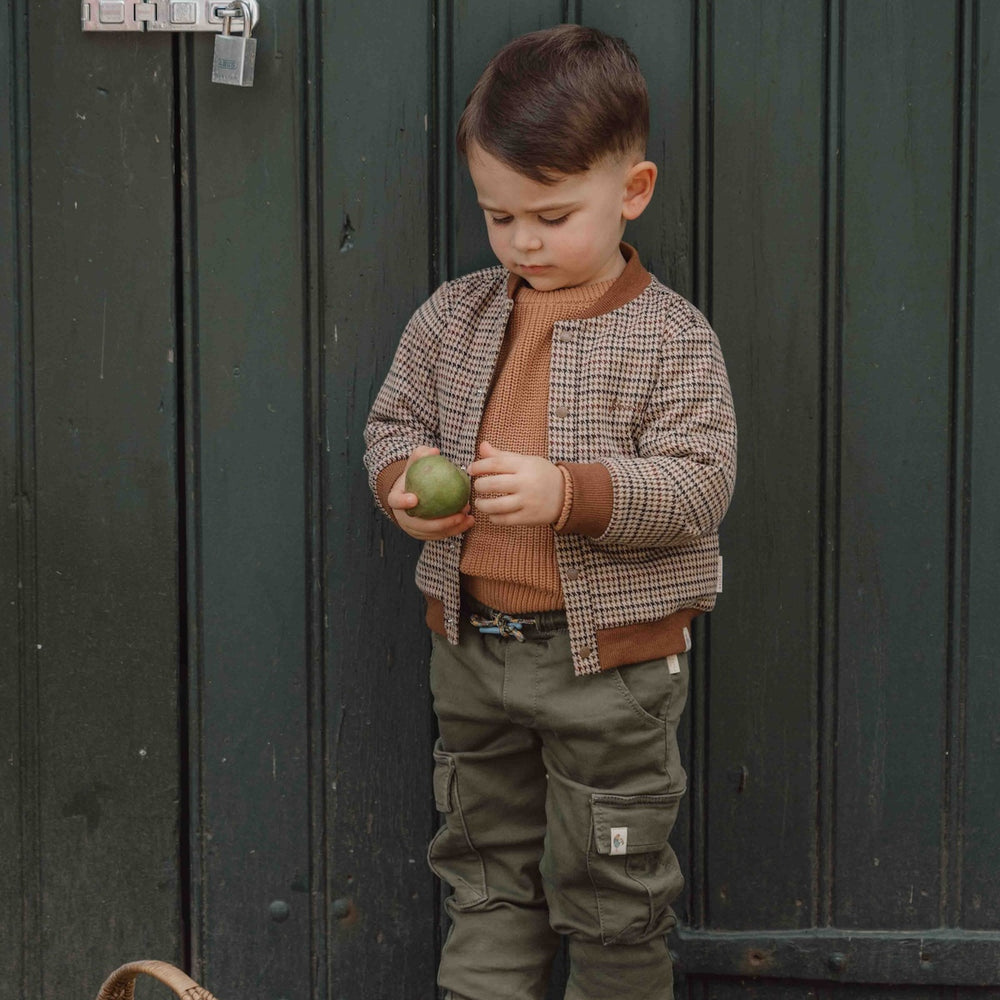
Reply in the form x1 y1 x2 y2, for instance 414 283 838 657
460 278 614 612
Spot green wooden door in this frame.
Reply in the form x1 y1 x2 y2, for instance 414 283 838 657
3 2 998 998
1 9 184 997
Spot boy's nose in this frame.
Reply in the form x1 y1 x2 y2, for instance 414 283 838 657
511 224 543 253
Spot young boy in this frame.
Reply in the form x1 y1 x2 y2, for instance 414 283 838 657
364 24 736 1000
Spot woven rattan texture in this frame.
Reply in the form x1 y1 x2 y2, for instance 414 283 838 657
95 961 219 1000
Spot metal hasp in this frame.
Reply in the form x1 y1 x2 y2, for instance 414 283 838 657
81 0 259 31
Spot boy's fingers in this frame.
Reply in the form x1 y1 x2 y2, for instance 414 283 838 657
423 513 475 538
476 441 517 462
402 507 473 531
406 445 439 467
468 455 520 477
475 494 522 516
473 473 517 495
389 490 419 509
422 509 470 527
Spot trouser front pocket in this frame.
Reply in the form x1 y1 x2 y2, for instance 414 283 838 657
588 790 685 945
427 739 489 909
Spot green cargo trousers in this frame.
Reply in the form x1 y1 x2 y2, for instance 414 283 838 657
428 612 689 1000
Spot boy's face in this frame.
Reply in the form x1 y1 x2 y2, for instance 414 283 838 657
468 144 653 291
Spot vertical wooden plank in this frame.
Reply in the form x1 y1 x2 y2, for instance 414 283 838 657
703 0 826 931
942 0 975 936
835 0 957 929
321 3 439 995
302 3 328 996
689 0 714 951
449 1 567 277
819 0 845 937
0 1 28 991
183 5 313 996
581 0 696 310
962 0 1000 933
23 6 182 996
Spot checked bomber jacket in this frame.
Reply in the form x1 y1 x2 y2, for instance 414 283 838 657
364 246 737 677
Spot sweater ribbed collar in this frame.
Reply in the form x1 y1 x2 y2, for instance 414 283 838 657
504 242 652 317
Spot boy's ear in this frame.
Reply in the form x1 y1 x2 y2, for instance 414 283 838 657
622 160 657 221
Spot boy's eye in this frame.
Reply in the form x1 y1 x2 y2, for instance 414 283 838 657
485 213 569 226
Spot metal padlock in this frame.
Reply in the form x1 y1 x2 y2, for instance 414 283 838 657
211 1 256 87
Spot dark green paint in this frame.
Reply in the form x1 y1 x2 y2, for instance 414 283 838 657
963 0 1000 936
675 928 1000 986
0 1 27 991
706 0 826 932
2 5 183 999
2 2 998 998
321 3 440 996
836 0 957 930
180 5 314 997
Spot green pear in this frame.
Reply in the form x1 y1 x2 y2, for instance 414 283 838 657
405 454 471 519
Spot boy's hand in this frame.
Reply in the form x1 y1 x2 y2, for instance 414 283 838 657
388 446 475 541
467 441 564 526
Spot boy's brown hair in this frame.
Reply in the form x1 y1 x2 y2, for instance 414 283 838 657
456 24 649 183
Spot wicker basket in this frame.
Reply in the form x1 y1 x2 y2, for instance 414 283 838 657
95 960 219 1000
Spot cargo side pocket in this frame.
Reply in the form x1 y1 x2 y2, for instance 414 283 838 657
427 739 488 909
588 789 685 944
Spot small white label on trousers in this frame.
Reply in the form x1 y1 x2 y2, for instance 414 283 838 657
667 654 681 675
610 827 628 855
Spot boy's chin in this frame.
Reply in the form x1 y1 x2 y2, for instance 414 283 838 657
514 266 565 290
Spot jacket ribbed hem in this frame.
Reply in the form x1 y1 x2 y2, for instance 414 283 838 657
426 595 701 672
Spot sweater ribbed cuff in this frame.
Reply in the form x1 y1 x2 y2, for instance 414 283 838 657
553 464 574 532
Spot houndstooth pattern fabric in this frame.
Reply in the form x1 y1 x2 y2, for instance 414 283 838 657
364 261 737 675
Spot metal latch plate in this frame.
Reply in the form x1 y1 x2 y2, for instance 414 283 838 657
82 0 259 32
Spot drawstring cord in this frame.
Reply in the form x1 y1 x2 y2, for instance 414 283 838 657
470 611 538 642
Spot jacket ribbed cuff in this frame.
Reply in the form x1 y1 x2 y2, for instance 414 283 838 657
376 458 408 521
555 462 613 537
